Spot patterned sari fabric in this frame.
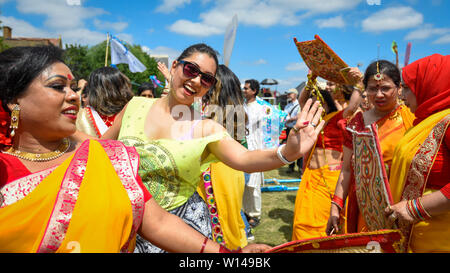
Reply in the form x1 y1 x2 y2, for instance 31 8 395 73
390 110 450 252
389 54 450 252
268 230 404 253
344 105 414 234
294 35 349 85
197 162 248 250
0 140 145 253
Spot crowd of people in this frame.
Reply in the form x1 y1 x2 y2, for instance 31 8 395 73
0 41 448 253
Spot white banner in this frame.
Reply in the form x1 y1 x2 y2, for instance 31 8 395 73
223 14 238 67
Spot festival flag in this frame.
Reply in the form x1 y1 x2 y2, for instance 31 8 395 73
223 14 238 67
404 42 412 67
391 40 399 67
110 35 146 73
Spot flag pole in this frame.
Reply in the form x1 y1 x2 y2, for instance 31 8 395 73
105 33 110 67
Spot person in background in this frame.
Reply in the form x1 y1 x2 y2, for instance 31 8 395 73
137 82 155 98
242 79 266 229
326 60 415 236
197 64 249 250
76 67 133 138
283 88 303 174
387 54 450 253
292 71 362 240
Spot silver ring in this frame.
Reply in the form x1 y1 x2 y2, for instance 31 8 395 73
389 213 397 221
310 122 317 127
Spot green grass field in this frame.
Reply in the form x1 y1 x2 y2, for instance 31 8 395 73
252 165 302 247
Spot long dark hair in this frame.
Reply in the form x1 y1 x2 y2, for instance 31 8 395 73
0 45 64 111
204 64 248 141
363 60 401 88
176 43 219 73
85 67 134 116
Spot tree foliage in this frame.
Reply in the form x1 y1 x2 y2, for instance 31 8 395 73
63 40 165 96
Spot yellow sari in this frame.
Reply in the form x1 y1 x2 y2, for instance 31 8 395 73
292 111 341 240
390 109 450 252
0 140 144 253
197 162 247 250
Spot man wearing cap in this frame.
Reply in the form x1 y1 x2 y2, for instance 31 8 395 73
283 88 303 174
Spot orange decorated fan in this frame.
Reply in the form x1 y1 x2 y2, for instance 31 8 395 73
294 35 350 85
266 230 404 253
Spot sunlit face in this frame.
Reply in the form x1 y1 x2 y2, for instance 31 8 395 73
360 90 372 111
287 92 297 102
365 75 399 113
140 90 154 98
401 83 417 113
12 62 80 140
242 83 258 102
169 52 217 106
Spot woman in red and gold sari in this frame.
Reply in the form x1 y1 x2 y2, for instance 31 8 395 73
0 45 270 253
326 60 415 236
386 54 450 253
292 75 362 240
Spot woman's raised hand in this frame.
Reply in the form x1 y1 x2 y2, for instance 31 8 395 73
283 98 325 161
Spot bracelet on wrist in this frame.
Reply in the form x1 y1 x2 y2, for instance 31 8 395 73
200 237 209 253
276 144 295 165
331 195 345 211
219 245 243 253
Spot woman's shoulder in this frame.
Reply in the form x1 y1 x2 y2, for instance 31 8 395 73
199 118 229 140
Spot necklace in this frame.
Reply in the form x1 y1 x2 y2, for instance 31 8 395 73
3 138 71 162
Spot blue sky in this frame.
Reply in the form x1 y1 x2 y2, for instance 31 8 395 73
1 0 449 93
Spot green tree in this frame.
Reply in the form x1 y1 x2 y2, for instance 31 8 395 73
0 16 10 52
63 44 92 80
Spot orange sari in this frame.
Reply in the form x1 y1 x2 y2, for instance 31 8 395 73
0 140 145 253
345 105 414 233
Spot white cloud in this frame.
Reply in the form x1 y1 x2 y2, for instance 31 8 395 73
169 19 222 37
405 24 450 40
254 59 267 65
285 62 308 71
2 0 130 46
315 15 346 28
156 0 192 14
362 6 423 33
15 0 106 30
0 15 52 38
433 34 450 44
165 0 362 37
93 19 128 33
142 45 182 65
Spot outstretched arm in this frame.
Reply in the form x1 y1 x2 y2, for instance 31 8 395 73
139 198 271 253
207 99 325 173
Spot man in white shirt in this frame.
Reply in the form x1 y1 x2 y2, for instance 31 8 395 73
283 88 303 174
242 79 265 229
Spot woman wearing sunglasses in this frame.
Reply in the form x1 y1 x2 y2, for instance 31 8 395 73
103 43 326 252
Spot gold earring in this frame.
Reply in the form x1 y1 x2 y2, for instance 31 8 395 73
9 104 20 137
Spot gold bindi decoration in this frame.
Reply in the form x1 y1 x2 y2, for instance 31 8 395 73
374 61 384 81
3 138 71 162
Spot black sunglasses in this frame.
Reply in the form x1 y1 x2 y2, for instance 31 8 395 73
178 60 217 88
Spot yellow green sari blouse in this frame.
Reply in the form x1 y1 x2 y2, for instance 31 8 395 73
118 97 228 211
